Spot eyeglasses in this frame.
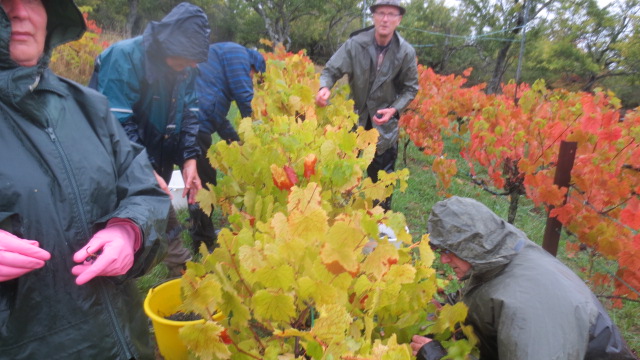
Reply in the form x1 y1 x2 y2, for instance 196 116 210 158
373 12 401 19
429 244 451 255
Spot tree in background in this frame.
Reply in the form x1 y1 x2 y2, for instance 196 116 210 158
524 0 640 107
75 0 640 107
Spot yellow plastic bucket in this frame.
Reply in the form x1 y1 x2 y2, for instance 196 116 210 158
143 278 203 360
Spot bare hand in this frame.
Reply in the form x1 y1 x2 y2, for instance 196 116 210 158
410 335 432 356
182 159 202 204
372 108 397 125
153 171 172 199
315 87 331 107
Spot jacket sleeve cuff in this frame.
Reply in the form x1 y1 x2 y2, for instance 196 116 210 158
416 340 447 360
106 218 143 253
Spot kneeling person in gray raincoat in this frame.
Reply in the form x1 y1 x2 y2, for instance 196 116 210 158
411 197 636 360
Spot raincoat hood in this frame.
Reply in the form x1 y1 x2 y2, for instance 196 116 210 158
247 48 266 73
428 197 637 360
142 2 210 64
0 0 85 69
428 196 528 276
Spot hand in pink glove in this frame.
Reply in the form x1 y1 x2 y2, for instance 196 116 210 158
0 229 51 282
72 218 142 285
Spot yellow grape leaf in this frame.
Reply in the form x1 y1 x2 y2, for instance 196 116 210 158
404 279 437 312
357 127 379 161
272 232 310 266
196 188 216 216
180 322 231 360
287 196 329 242
320 220 365 275
371 334 412 360
459 323 479 347
418 234 436 267
383 264 417 284
297 276 340 307
220 287 251 328
432 302 469 334
377 282 402 310
252 289 296 323
353 274 373 296
271 212 290 239
362 177 392 202
254 264 295 290
320 138 338 160
311 304 353 343
180 275 222 318
275 328 315 341
287 182 322 213
361 242 400 281
238 245 266 284
289 95 301 110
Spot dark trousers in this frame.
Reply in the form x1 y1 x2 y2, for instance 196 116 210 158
366 143 398 211
188 131 218 252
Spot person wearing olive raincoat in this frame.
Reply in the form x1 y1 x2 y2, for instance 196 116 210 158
0 0 168 358
411 197 636 360
315 0 418 212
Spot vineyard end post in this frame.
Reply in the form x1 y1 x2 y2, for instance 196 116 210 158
542 141 577 256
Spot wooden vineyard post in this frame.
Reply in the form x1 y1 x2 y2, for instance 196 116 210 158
542 141 577 256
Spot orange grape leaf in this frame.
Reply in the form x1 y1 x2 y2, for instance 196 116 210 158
619 197 640 230
271 164 294 190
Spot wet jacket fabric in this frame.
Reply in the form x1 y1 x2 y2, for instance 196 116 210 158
196 42 265 141
427 197 635 360
89 2 210 181
319 27 418 153
0 2 169 359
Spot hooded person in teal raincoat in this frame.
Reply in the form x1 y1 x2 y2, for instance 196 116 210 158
89 2 211 276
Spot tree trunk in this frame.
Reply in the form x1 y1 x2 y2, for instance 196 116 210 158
251 3 291 49
125 0 139 38
486 43 513 94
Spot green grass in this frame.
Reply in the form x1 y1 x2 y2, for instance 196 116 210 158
137 137 639 355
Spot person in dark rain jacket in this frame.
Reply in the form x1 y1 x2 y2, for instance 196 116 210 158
0 0 169 358
411 197 636 360
190 42 266 251
90 2 211 275
315 0 418 211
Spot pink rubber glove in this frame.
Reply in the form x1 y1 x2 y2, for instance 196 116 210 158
0 229 51 282
72 218 142 285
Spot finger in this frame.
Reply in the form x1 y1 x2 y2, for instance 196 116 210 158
188 186 199 204
0 239 51 262
0 251 46 269
71 262 91 276
72 237 109 263
161 183 172 198
0 264 33 281
74 257 111 285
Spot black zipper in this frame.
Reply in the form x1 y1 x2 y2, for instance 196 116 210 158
45 125 134 359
